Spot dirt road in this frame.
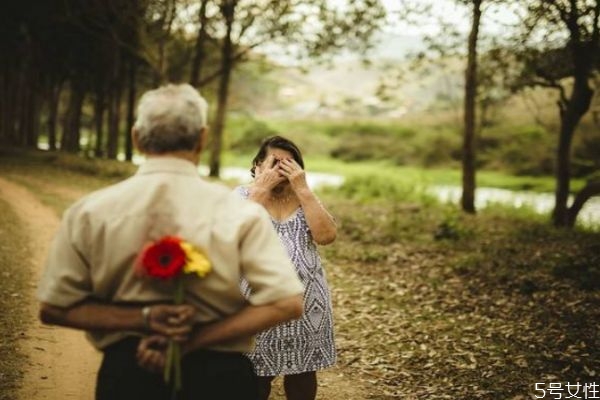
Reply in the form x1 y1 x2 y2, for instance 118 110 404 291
0 175 369 400
0 177 100 400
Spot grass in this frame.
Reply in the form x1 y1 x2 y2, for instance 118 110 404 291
222 153 569 195
0 199 32 400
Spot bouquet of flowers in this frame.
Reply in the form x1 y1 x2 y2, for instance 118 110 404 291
135 236 211 391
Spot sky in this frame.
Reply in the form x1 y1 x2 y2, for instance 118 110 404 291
256 0 522 65
380 0 521 36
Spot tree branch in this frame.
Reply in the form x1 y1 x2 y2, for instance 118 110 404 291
197 40 264 87
567 177 600 227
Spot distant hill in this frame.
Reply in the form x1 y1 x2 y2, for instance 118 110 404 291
251 33 465 120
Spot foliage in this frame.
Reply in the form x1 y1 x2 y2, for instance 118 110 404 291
329 173 436 206
228 118 279 153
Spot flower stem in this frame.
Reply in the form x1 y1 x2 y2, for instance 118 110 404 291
175 276 184 305
174 343 182 391
164 340 174 384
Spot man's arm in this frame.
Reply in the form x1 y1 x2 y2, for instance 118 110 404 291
40 302 195 339
137 293 303 370
184 293 303 352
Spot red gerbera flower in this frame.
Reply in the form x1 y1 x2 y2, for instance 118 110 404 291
139 236 186 280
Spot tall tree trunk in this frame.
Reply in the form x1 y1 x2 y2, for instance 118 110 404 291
1 63 19 145
552 76 594 226
61 81 85 153
22 67 41 148
27 85 42 148
154 0 176 86
94 86 106 157
209 0 237 178
190 0 210 87
17 73 31 146
125 58 137 162
47 81 62 151
461 0 482 214
107 53 122 159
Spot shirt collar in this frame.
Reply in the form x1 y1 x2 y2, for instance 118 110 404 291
135 156 200 177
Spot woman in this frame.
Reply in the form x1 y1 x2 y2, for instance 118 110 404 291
237 136 337 400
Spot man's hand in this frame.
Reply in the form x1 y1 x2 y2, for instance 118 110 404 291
136 335 168 373
146 304 195 341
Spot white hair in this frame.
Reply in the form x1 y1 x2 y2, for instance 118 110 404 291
133 84 208 154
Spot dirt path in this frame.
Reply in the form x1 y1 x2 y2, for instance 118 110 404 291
0 177 100 400
0 174 371 400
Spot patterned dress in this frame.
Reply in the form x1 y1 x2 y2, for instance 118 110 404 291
236 186 336 376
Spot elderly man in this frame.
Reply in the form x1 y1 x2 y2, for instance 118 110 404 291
37 84 304 400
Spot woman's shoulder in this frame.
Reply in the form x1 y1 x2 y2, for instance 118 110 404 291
233 185 250 199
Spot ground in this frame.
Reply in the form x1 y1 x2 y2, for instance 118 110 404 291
0 171 373 400
0 177 100 400
0 154 599 400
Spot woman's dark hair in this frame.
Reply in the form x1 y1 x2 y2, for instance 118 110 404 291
250 135 305 178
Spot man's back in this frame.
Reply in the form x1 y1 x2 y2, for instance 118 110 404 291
39 157 300 352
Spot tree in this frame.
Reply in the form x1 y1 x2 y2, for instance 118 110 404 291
461 0 483 213
0 0 384 165
398 0 506 213
190 0 211 86
514 1 600 227
196 0 386 177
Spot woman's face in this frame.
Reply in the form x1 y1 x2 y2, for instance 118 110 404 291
256 147 293 189
265 147 293 166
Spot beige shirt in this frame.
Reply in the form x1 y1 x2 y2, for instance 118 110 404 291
37 157 304 352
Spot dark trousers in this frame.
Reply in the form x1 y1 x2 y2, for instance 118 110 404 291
96 337 258 400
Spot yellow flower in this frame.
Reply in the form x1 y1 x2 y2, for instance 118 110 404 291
180 242 212 278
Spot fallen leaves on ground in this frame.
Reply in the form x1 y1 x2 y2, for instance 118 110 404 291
323 198 600 399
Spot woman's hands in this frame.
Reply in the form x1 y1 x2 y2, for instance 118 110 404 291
254 154 286 191
278 158 309 194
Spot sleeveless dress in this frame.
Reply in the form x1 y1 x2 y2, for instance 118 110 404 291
236 186 336 376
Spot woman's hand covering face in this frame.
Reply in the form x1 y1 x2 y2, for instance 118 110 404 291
278 158 308 192
254 154 286 190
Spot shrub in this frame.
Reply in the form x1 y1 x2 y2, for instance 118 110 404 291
229 119 279 153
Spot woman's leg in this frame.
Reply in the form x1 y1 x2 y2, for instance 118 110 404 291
257 375 276 400
283 371 317 400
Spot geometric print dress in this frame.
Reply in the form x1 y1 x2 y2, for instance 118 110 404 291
236 186 337 376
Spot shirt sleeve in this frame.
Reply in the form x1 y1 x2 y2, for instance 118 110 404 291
239 206 304 305
37 208 93 307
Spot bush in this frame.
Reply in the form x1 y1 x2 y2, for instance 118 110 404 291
480 125 555 176
330 133 407 163
332 173 435 205
229 119 279 153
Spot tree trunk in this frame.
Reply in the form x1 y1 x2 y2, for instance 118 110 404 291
0 63 19 145
27 86 42 148
18 74 32 147
61 81 85 153
153 0 176 86
190 0 209 87
107 53 122 160
94 86 106 157
209 0 237 178
125 58 137 162
552 59 594 226
461 0 482 214
565 179 600 227
47 82 62 151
